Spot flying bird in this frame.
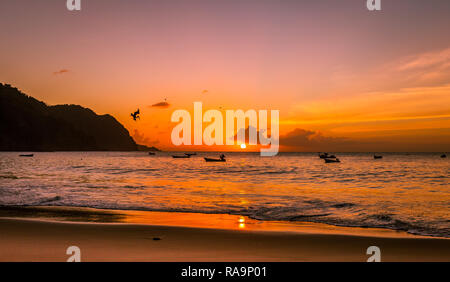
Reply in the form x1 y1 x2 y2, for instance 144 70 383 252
131 109 140 121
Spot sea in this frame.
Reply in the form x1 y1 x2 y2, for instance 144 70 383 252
0 152 448 237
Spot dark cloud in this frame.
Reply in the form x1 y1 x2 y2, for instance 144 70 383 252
281 128 354 150
150 101 170 108
132 129 159 146
232 126 272 144
53 69 69 75
280 127 450 152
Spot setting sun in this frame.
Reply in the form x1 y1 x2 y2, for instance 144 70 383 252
240 144 246 149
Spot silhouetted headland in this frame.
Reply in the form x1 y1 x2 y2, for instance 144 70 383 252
0 83 157 152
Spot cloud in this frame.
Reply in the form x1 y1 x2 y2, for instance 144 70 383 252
281 128 354 151
231 126 268 144
325 47 450 96
392 48 450 85
397 48 450 72
286 84 450 127
150 101 170 108
202 90 209 94
53 69 69 75
132 129 159 146
279 127 450 152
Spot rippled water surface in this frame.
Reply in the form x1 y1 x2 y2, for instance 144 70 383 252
0 152 449 237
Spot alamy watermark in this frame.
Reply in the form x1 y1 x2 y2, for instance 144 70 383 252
67 0 81 11
67 1 381 12
64 244 380 261
66 246 81 262
367 246 381 262
171 102 279 156
367 0 381 11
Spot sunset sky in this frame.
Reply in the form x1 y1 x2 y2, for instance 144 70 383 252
1 0 450 151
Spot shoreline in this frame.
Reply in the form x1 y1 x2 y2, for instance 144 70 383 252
0 206 449 262
0 205 441 239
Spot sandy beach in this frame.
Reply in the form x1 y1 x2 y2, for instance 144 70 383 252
0 207 449 262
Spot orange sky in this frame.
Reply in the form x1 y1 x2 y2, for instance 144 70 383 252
1 0 449 152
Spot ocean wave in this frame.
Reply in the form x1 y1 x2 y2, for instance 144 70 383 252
36 196 62 205
237 206 450 238
0 174 18 179
71 165 86 169
200 167 297 176
5 201 448 238
104 168 160 174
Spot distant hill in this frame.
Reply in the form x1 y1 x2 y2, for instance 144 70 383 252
0 83 152 151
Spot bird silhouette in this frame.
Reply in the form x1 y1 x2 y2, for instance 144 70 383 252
131 109 140 121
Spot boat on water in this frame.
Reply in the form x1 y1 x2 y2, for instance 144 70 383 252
204 154 226 162
184 153 197 156
204 157 226 162
172 155 190 159
19 154 34 157
374 155 383 159
148 152 156 155
319 152 336 159
324 158 340 163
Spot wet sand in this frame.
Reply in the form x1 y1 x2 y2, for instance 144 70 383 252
0 207 449 262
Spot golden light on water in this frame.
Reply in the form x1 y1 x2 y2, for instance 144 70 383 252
238 217 246 229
